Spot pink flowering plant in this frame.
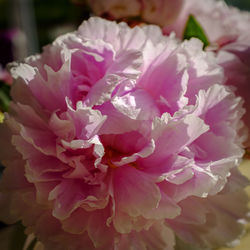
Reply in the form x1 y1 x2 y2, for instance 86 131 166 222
84 0 250 147
163 0 250 148
0 2 250 250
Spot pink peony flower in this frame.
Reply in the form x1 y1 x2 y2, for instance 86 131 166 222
162 0 250 147
0 17 248 249
86 0 250 148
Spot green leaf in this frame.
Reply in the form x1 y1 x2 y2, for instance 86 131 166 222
0 111 4 123
0 82 11 112
183 15 210 48
0 90 10 112
10 223 27 250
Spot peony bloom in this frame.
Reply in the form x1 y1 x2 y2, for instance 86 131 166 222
162 0 250 147
0 17 248 249
86 0 250 148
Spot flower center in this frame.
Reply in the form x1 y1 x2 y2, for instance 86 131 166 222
106 149 118 169
104 147 140 170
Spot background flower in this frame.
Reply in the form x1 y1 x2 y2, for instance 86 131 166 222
0 17 248 250
83 0 183 26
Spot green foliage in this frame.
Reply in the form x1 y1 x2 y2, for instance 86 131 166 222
183 15 210 48
0 0 9 29
9 223 27 250
0 82 11 112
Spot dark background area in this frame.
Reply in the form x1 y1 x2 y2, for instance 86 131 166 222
225 0 250 10
0 0 89 60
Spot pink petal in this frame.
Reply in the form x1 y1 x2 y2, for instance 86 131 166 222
117 221 175 250
112 166 161 232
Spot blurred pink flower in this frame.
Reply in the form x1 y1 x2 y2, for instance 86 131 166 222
0 65 12 85
141 0 184 26
85 0 141 20
0 17 248 249
86 0 183 26
163 0 250 147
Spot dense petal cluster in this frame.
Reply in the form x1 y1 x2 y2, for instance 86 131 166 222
163 0 250 147
86 0 250 147
0 17 248 250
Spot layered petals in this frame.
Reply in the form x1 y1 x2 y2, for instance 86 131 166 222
0 17 248 250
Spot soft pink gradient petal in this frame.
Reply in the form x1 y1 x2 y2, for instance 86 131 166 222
48 179 109 220
112 166 161 232
117 221 175 250
168 184 249 249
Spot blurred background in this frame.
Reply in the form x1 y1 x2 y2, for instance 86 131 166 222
0 0 89 68
226 0 250 10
